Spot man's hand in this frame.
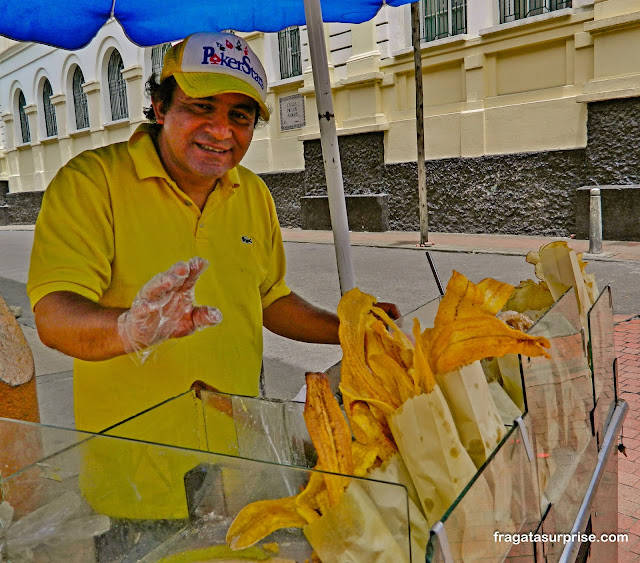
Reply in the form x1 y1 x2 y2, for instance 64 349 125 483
376 301 401 321
118 257 222 363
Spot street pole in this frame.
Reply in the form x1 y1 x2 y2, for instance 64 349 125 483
411 1 430 246
303 0 357 294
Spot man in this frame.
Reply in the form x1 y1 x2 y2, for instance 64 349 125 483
27 32 397 520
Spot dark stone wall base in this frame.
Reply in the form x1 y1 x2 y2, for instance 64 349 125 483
6 192 44 225
5 97 640 238
300 194 390 232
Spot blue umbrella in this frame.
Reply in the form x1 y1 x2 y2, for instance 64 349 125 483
1 0 413 49
0 0 415 292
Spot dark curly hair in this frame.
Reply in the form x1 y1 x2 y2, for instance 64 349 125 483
143 73 263 127
143 73 177 122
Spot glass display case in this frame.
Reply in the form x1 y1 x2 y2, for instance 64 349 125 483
1 285 626 562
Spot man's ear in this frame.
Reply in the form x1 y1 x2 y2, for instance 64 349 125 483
151 97 166 125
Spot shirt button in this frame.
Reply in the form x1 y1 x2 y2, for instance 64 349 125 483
185 201 192 206
199 224 204 228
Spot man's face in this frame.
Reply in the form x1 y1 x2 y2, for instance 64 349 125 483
152 86 257 189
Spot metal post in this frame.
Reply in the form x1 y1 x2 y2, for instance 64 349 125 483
589 187 603 254
411 2 431 246
303 0 356 294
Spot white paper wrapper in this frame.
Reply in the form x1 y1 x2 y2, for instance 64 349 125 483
390 390 505 561
435 361 507 469
496 353 525 412
304 482 409 563
488 381 522 425
388 388 479 526
366 454 430 562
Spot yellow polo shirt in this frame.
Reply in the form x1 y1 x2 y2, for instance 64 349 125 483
27 124 291 518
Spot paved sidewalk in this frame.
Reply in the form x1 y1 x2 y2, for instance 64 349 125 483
5 224 640 261
615 316 640 562
281 228 640 261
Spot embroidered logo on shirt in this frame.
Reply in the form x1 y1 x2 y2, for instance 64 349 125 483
241 236 253 244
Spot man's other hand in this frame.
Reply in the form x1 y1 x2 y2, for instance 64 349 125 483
376 301 401 321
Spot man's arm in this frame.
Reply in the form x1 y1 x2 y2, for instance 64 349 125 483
34 258 222 362
262 291 400 344
262 292 340 344
35 291 128 361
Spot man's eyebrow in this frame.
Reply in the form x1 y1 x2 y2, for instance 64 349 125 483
233 103 258 114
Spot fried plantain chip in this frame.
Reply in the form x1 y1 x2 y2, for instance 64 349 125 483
296 469 329 523
340 395 397 461
433 271 514 328
304 373 354 505
504 279 554 316
428 316 550 375
412 318 437 394
351 442 381 476
226 495 308 550
338 289 400 413
367 353 415 404
476 278 515 315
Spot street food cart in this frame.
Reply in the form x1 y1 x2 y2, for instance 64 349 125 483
0 285 627 562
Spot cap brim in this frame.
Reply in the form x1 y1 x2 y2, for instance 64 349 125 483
174 73 270 121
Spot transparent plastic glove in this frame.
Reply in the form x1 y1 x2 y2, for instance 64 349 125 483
117 257 223 364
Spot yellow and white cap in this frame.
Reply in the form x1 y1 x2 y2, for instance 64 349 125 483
161 32 269 121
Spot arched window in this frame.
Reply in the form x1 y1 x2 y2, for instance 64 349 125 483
107 50 129 121
17 91 31 144
72 66 90 130
43 79 58 137
151 43 171 76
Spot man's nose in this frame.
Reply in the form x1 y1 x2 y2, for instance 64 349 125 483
205 115 232 139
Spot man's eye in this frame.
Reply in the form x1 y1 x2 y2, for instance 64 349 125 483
195 104 211 111
232 112 251 122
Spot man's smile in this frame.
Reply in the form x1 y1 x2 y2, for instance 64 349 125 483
196 142 229 153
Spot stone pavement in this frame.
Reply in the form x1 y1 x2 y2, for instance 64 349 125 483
614 316 640 562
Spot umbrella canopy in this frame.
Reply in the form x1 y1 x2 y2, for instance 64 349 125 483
1 0 415 293
0 0 413 49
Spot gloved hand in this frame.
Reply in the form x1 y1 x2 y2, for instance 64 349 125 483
117 257 222 364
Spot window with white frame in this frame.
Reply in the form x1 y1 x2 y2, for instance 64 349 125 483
72 66 90 130
278 26 302 80
17 91 30 144
42 79 58 137
421 0 467 42
107 49 129 121
151 43 172 76
500 0 571 23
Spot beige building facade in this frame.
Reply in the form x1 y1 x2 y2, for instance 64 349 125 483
1 0 639 235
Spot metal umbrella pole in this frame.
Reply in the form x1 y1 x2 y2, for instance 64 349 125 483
302 0 356 295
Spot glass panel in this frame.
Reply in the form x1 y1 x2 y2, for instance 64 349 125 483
587 285 617 442
521 288 598 543
1 428 411 562
104 390 314 470
0 417 92 480
426 416 540 562
395 294 442 335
